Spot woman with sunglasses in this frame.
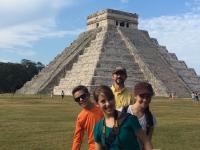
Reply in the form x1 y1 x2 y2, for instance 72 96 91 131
93 85 152 150
72 85 103 150
122 82 156 149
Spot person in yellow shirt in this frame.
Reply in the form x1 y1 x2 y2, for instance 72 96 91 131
111 66 133 110
71 85 103 150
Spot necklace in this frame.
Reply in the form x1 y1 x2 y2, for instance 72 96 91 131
102 110 118 146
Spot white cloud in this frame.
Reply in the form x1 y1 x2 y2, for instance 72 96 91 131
189 0 200 12
0 0 73 27
0 20 83 56
1 48 36 57
44 29 84 38
0 18 83 49
0 0 79 56
120 0 129 3
0 59 9 63
139 1 200 75
0 0 73 14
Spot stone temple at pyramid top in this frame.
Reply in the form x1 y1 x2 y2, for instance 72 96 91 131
87 9 138 30
17 9 200 97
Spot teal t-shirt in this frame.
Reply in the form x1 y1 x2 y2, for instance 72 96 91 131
94 114 141 150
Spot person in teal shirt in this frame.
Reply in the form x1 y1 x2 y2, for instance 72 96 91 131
93 85 153 150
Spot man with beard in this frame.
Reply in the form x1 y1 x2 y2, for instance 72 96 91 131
111 66 133 111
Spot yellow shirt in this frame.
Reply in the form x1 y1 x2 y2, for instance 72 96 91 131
111 85 133 110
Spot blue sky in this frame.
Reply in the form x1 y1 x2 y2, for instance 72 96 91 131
0 0 200 74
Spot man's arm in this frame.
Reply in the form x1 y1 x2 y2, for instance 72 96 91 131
72 118 84 150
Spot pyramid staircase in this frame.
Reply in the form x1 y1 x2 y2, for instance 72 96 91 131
17 9 200 97
53 26 145 95
157 45 200 92
118 28 191 97
53 27 106 94
17 28 101 94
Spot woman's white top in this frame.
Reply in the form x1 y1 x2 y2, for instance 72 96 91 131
127 105 156 133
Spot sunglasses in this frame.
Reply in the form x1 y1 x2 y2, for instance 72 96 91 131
115 71 126 75
74 93 88 102
139 94 152 100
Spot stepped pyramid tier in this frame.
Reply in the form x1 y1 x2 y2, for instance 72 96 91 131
17 9 200 97
16 28 102 94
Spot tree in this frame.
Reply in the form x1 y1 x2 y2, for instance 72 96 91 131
36 62 45 72
0 59 45 93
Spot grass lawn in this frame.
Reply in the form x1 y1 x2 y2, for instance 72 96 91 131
0 94 200 150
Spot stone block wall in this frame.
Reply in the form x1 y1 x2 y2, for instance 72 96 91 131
18 9 200 97
157 46 200 92
53 27 106 95
17 28 101 94
119 27 191 97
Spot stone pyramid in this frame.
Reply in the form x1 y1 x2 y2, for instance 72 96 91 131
17 9 200 97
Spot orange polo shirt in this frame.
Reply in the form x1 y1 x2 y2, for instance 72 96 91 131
72 105 103 150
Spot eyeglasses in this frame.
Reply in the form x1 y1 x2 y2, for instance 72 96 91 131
74 93 88 102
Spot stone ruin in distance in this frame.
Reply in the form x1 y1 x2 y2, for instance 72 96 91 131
17 9 200 97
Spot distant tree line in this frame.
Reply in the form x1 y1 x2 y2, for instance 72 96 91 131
0 59 45 93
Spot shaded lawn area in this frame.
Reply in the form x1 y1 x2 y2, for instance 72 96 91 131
0 95 200 150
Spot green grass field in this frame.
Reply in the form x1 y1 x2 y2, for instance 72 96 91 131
0 94 200 150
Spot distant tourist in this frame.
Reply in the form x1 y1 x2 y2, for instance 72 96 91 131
51 91 53 99
61 90 64 99
169 92 175 100
71 85 103 150
169 92 172 99
93 85 153 150
121 82 156 149
171 92 176 100
191 92 195 103
111 66 133 110
195 92 199 104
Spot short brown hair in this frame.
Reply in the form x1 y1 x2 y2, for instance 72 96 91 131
134 82 154 97
93 85 114 102
72 85 90 96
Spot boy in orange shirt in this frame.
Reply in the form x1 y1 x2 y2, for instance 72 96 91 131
72 85 103 150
